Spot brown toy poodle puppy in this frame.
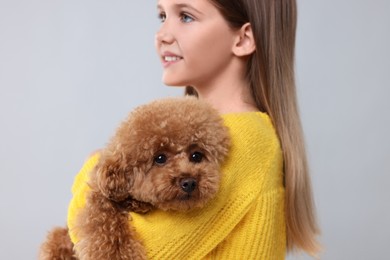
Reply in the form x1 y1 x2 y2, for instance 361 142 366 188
39 97 230 260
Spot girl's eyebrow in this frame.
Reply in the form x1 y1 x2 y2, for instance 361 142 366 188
157 3 204 16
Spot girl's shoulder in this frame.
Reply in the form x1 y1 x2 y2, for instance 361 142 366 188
221 111 279 152
220 111 283 193
222 111 274 132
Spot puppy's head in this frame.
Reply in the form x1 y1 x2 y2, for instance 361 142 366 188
95 97 230 211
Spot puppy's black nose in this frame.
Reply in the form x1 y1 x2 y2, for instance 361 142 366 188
180 178 197 193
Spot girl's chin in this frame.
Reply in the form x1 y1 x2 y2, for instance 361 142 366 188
162 77 189 87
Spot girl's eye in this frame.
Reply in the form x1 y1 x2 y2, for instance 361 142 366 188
180 13 194 23
158 12 166 23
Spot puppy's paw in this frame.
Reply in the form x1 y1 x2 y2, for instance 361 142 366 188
39 226 77 260
118 198 154 214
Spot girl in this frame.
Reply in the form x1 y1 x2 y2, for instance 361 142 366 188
68 0 321 258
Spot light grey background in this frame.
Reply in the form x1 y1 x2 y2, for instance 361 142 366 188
0 0 389 259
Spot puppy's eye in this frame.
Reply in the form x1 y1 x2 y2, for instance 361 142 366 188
154 154 167 165
189 151 203 163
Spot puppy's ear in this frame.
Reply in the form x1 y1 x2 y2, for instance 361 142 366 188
203 126 231 165
95 153 133 202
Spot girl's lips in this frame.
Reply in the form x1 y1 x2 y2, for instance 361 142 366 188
161 52 183 68
162 57 183 68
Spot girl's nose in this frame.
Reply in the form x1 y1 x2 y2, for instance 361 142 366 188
155 26 175 45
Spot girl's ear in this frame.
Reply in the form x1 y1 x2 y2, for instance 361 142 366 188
232 23 256 57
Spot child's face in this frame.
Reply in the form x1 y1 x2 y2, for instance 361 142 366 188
156 0 238 88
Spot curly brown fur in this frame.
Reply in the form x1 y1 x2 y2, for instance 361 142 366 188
39 227 77 260
41 97 230 260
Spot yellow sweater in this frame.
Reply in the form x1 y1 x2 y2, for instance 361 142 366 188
68 112 286 259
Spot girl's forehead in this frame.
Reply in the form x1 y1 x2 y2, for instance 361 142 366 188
157 0 209 9
157 0 219 17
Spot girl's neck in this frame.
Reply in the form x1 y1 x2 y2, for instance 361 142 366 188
194 76 258 115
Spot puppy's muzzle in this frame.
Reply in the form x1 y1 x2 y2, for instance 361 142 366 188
179 177 197 193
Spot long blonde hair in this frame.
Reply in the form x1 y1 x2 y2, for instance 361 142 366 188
186 0 321 255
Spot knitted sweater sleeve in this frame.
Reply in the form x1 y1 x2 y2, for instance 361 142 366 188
67 112 286 259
